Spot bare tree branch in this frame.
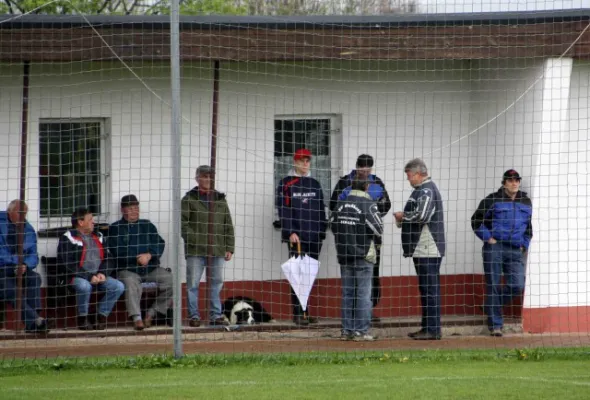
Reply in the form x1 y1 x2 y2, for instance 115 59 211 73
3 0 14 14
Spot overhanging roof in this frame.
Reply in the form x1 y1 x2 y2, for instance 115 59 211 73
1 9 590 61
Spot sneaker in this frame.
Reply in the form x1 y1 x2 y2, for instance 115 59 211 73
77 316 94 331
340 331 353 341
210 317 229 326
353 333 376 342
26 319 49 334
94 314 107 331
407 329 426 338
188 318 201 327
490 328 503 337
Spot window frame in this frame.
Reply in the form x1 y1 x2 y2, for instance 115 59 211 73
38 118 111 228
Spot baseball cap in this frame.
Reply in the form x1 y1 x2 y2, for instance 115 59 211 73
293 148 312 161
502 169 522 182
196 165 214 176
121 194 139 208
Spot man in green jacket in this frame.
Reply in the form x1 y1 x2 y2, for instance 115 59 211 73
107 195 173 331
182 165 235 327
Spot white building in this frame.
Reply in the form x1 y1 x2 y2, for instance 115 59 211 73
0 11 589 330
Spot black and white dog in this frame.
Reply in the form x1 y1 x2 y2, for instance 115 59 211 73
222 296 275 325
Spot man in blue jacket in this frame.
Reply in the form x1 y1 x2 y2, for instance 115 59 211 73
394 159 445 340
330 154 391 321
0 200 48 333
107 195 172 331
276 148 327 325
471 169 533 337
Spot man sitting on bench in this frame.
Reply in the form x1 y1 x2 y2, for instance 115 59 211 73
57 208 125 330
107 195 173 331
0 199 48 333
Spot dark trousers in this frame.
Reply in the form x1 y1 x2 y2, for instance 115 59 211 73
0 268 42 330
413 257 442 334
372 246 382 308
287 241 322 317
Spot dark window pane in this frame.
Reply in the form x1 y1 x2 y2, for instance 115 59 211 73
39 121 102 217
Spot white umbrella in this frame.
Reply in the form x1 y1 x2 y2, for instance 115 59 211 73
281 243 320 312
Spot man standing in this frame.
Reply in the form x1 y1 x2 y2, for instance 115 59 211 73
330 154 391 321
394 158 445 340
332 179 384 341
182 165 235 327
0 200 48 333
471 169 533 337
58 208 125 330
107 195 173 331
276 148 327 325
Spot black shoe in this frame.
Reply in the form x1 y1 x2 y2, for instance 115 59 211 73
412 331 442 340
77 316 94 331
293 315 309 326
210 317 229 326
94 314 107 330
407 329 426 338
25 319 49 334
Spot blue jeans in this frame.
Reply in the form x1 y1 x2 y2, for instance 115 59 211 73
0 268 42 330
186 256 224 320
413 257 442 334
483 242 525 330
340 260 373 335
72 277 125 317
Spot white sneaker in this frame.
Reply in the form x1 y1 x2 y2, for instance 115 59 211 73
353 332 376 342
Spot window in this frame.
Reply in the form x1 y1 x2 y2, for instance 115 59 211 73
274 117 339 201
39 120 109 219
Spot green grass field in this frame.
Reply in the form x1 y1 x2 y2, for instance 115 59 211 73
2 351 589 399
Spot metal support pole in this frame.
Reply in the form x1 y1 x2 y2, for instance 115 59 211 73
170 0 183 358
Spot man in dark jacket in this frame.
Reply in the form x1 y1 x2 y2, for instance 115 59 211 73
330 154 391 320
107 195 172 331
276 148 327 325
332 179 384 341
181 166 235 327
394 158 445 340
471 169 533 337
57 208 124 330
0 200 48 333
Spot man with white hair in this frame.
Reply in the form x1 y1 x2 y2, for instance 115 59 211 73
0 200 48 333
394 159 445 340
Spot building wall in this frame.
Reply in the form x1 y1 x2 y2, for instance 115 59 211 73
0 59 586 319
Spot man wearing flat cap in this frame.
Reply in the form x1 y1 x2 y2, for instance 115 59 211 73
471 169 533 337
107 194 172 331
181 165 235 327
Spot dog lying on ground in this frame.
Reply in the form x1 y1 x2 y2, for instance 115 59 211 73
222 296 276 325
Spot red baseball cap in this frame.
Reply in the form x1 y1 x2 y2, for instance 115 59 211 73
293 148 312 161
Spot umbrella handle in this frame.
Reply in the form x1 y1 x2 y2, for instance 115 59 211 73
290 242 302 255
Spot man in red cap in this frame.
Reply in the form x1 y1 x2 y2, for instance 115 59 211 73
471 169 533 337
276 148 327 325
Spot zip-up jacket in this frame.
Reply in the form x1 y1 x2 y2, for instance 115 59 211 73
0 211 38 270
57 229 112 282
276 175 327 244
401 178 446 258
107 218 165 276
330 170 391 215
471 188 533 249
332 190 384 265
181 187 235 257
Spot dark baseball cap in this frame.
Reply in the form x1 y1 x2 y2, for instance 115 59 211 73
121 194 139 207
502 169 522 182
196 165 214 176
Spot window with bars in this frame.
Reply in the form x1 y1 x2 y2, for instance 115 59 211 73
274 118 333 201
39 120 108 218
